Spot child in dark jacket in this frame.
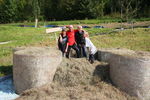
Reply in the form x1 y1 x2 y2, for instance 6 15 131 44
58 29 68 56
75 25 87 57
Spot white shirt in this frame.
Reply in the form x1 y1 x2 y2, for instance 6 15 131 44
85 37 97 54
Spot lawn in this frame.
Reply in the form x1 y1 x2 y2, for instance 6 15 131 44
1 18 121 26
0 23 150 76
4 17 150 26
90 28 150 51
0 25 55 76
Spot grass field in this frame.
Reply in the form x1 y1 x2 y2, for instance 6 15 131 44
0 21 150 76
90 28 150 51
3 17 150 26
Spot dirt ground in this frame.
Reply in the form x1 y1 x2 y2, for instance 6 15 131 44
16 58 138 100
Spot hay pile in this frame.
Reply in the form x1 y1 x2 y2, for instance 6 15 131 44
54 58 100 86
16 58 137 100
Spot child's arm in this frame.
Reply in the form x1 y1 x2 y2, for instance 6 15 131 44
59 35 62 42
65 43 69 53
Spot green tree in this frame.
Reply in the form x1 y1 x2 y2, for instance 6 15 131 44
0 0 18 23
89 0 109 18
0 0 149 23
120 0 141 21
32 0 40 27
72 0 92 19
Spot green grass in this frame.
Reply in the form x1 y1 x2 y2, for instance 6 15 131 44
91 28 150 51
84 28 113 36
0 23 150 76
3 17 150 26
0 25 56 76
3 18 121 26
45 18 121 25
136 18 150 22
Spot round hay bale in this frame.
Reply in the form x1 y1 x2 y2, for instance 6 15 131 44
13 47 62 94
13 47 26 53
98 48 150 100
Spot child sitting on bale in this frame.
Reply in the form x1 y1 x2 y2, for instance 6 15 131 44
75 25 87 58
58 27 68 57
65 25 80 58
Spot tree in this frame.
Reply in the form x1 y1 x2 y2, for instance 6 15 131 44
89 0 109 18
71 0 92 19
120 0 141 21
0 0 149 23
0 0 19 23
32 0 40 27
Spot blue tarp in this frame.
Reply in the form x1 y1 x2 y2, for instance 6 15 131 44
82 25 104 28
18 25 35 27
0 76 19 100
93 26 104 28
44 25 59 28
82 26 91 28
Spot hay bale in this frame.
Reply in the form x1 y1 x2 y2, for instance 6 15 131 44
98 48 150 100
13 47 26 53
13 47 62 93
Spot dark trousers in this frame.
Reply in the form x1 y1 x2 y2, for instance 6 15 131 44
89 52 98 64
59 44 67 57
78 44 87 57
66 43 80 58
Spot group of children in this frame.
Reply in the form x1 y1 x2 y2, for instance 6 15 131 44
58 25 97 64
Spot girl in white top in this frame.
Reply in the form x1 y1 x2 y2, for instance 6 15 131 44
84 33 97 64
85 37 97 55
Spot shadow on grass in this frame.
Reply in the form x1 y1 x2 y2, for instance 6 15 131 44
0 65 12 76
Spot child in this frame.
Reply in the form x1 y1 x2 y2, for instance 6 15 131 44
58 28 68 56
65 25 80 58
75 25 87 57
85 37 97 64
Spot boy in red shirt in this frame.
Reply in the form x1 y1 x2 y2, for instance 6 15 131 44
65 25 80 58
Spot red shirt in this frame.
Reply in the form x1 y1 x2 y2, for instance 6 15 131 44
66 30 78 46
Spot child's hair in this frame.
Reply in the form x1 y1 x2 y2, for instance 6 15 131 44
62 29 65 32
77 25 82 29
61 29 66 35
62 26 66 31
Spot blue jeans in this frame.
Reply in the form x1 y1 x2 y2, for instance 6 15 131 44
77 44 87 57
